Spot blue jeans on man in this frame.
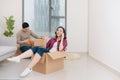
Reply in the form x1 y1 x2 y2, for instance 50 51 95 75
20 46 32 53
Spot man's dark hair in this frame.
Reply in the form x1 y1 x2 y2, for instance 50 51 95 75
22 22 29 28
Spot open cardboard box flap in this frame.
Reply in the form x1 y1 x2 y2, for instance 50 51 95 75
48 52 66 60
33 52 65 74
39 52 66 64
32 39 66 74
33 39 66 63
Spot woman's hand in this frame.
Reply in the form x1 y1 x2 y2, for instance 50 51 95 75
43 34 49 48
61 33 64 39
59 33 64 51
43 34 49 40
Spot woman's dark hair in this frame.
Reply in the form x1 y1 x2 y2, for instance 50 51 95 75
55 26 66 39
22 22 29 28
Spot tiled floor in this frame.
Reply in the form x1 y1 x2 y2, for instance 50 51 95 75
22 53 120 80
0 53 120 80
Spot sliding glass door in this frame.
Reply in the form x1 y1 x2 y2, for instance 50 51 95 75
24 0 66 37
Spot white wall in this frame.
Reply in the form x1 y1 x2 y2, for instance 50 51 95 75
67 0 88 52
89 0 120 72
0 0 22 37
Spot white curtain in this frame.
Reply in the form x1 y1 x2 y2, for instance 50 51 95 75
24 0 65 37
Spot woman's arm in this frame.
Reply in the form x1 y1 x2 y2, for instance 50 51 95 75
43 34 49 48
59 33 65 51
59 39 67 51
31 30 42 39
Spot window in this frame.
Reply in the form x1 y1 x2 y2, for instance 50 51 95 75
23 0 66 37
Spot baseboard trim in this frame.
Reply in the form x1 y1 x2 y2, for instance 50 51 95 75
66 52 88 54
89 55 120 77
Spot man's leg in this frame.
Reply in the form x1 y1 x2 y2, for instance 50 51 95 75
20 46 31 53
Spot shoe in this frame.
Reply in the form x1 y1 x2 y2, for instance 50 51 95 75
7 57 20 63
20 68 32 77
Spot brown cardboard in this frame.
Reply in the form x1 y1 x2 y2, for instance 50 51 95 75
30 39 66 74
16 39 45 55
33 38 45 48
33 52 66 74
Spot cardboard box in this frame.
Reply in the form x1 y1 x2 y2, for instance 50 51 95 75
33 38 45 48
32 39 66 74
16 39 45 55
33 52 66 74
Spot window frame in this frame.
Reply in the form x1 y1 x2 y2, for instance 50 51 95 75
22 0 67 37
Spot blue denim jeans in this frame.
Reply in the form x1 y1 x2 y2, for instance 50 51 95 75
20 46 32 53
31 46 49 56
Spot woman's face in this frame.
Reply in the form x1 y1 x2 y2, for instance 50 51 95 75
56 28 64 37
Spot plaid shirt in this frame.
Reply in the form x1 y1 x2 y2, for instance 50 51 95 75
46 38 67 51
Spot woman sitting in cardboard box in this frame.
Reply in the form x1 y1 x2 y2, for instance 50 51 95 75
7 26 67 77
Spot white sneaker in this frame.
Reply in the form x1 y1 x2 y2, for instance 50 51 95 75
7 57 20 63
20 68 32 77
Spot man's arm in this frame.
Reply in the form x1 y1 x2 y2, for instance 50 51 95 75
30 30 42 39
